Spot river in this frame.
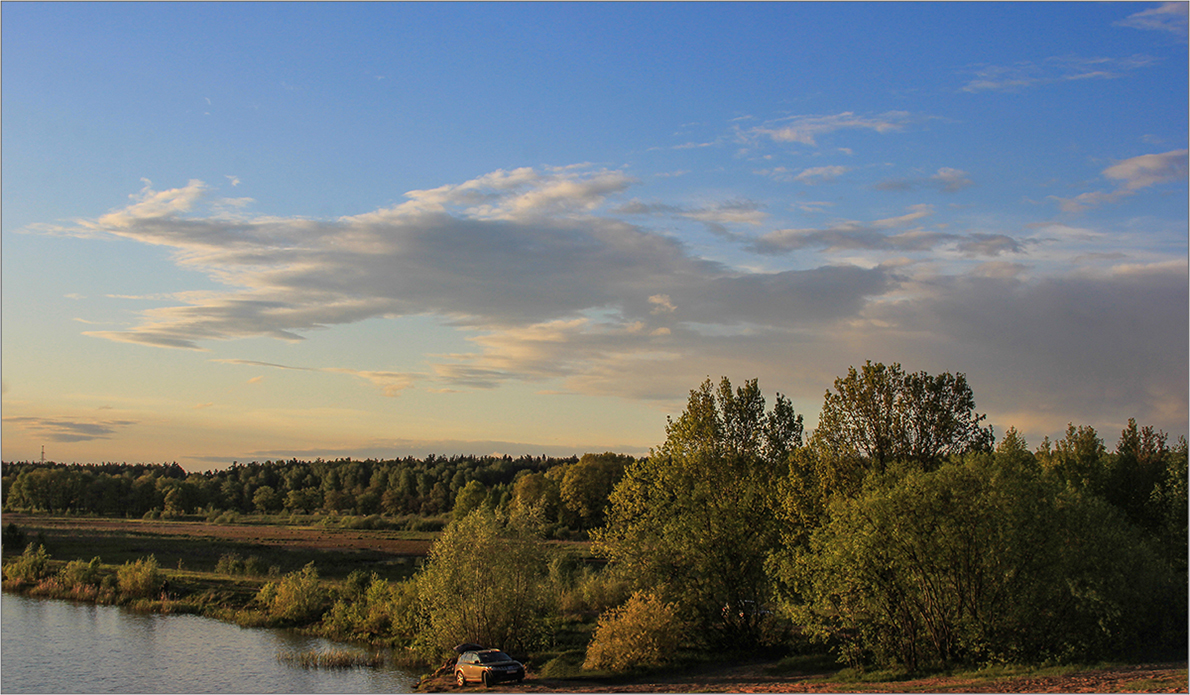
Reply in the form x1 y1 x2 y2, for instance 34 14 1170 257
1 592 420 693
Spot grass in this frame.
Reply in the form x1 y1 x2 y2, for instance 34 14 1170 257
277 648 385 669
2 514 423 581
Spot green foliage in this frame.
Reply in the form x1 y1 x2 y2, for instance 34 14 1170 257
814 362 993 472
116 555 162 598
215 551 266 576
595 377 802 646
60 556 103 588
559 453 633 529
2 522 27 549
3 543 51 583
322 572 424 646
260 562 328 623
416 506 553 655
582 590 691 672
786 452 1171 670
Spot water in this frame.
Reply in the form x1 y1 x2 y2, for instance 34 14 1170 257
1 593 419 693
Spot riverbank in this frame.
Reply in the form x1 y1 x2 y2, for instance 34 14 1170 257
418 661 1189 693
5 514 1185 694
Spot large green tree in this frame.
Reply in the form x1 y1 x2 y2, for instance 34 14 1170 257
593 377 802 645
814 361 993 472
784 448 1172 670
417 506 553 655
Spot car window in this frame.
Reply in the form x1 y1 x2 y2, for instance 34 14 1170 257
478 651 510 663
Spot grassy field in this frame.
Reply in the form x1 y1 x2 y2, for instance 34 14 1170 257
2 511 433 581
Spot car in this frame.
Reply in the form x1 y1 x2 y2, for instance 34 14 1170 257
454 649 525 688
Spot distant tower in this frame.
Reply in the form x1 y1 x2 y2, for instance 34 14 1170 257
41 445 45 465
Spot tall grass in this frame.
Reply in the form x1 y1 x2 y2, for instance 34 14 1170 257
117 555 162 598
276 649 384 669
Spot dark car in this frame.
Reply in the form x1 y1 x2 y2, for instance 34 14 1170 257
454 649 525 687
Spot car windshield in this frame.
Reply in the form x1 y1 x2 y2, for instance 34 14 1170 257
478 651 510 664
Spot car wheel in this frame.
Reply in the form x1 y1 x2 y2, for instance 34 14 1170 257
455 670 466 687
482 672 491 688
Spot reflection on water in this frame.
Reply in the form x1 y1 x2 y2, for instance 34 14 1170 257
1 592 418 693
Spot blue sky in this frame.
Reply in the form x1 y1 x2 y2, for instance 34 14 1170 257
3 2 1187 470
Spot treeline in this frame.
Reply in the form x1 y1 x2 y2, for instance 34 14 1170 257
3 362 1186 674
589 365 1188 670
0 453 637 537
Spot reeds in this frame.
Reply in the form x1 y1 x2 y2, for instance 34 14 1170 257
277 648 384 669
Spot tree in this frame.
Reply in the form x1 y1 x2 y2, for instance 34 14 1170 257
417 507 554 655
594 377 802 645
786 451 1170 670
814 361 993 472
560 453 633 530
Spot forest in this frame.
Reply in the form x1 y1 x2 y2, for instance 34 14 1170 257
2 361 1187 675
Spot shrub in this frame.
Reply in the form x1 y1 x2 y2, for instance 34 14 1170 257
60 556 103 588
117 555 162 598
262 562 327 623
3 543 50 584
582 591 690 672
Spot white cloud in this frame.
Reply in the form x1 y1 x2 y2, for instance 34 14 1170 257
1050 149 1188 212
1116 2 1188 38
875 167 973 193
794 166 852 184
49 167 1187 440
961 55 1156 93
741 111 916 147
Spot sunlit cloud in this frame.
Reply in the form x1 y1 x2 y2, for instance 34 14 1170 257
213 359 418 397
1050 149 1187 212
961 55 1156 93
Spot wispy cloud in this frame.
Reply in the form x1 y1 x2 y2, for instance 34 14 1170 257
3 416 138 443
875 167 974 193
740 111 917 147
1050 149 1188 212
961 55 1157 93
213 359 418 397
1116 2 1188 39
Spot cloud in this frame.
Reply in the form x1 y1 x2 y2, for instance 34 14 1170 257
52 167 1186 441
875 167 973 193
213 359 418 397
1116 2 1188 38
1050 149 1187 212
741 111 916 147
3 416 138 443
750 205 945 254
794 166 852 184
863 261 1188 435
961 55 1157 93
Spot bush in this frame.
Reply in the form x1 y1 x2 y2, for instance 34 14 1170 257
582 591 690 672
117 555 162 598
261 562 327 623
3 543 50 584
60 556 103 588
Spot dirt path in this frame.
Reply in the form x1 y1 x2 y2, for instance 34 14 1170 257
420 662 1188 693
4 513 432 556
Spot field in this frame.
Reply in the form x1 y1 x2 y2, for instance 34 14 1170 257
4 513 1185 694
3 511 433 580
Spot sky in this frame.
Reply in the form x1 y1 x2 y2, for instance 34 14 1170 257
2 2 1187 471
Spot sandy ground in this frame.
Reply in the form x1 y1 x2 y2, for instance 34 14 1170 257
419 662 1188 693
